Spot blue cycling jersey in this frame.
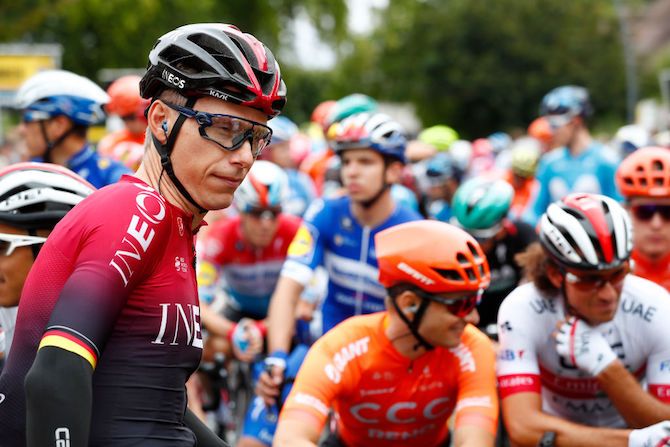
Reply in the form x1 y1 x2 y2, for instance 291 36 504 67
525 142 621 225
283 169 317 217
34 144 131 189
281 195 422 333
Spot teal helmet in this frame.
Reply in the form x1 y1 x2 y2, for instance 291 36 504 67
326 93 378 127
451 177 514 239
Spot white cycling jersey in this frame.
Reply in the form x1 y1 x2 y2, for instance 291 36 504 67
0 306 17 360
497 275 670 427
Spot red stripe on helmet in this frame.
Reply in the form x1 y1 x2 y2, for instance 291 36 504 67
564 194 614 264
248 174 268 207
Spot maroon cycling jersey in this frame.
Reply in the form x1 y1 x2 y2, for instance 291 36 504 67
0 175 203 446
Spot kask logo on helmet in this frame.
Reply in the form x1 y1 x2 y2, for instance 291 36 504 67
209 89 229 100
161 69 186 89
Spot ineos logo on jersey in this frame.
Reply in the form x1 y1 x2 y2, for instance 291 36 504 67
152 303 203 349
110 186 167 286
55 427 70 447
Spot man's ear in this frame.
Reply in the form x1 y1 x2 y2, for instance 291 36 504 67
546 263 564 288
385 160 404 184
146 100 171 144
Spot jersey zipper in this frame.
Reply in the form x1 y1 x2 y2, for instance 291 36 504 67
354 226 371 316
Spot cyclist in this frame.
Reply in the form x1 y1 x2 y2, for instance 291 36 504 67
419 151 463 221
616 146 670 291
98 74 151 170
497 193 670 446
274 220 498 447
526 85 621 224
196 160 300 361
14 69 131 187
0 23 286 447
503 136 541 220
450 176 537 336
252 112 422 444
263 116 317 217
0 163 94 372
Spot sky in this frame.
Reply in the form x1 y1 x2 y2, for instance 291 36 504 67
288 0 388 69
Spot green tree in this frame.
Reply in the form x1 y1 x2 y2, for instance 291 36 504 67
331 0 631 137
0 0 347 84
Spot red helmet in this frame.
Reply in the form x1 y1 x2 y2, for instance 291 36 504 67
140 23 286 117
311 100 336 131
539 193 632 271
376 220 490 293
616 146 670 198
106 75 150 119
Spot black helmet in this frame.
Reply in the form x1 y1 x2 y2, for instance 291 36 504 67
140 23 286 117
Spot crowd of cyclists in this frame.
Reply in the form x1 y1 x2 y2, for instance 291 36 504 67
1 20 670 447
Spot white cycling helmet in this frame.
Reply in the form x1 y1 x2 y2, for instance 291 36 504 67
15 70 109 126
539 193 632 271
0 162 95 230
234 160 289 212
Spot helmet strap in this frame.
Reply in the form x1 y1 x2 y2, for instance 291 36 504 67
151 96 207 214
39 120 75 164
390 294 434 351
359 158 392 209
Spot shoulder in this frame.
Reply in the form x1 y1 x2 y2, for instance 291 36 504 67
279 213 303 232
619 275 670 322
498 282 558 322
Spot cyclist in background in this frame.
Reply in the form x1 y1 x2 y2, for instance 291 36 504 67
263 116 317 217
253 112 422 445
498 193 670 446
616 146 670 291
525 85 621 224
14 69 131 188
503 137 541 221
0 163 94 372
0 22 286 447
274 220 498 447
98 75 150 171
450 176 536 337
420 151 463 221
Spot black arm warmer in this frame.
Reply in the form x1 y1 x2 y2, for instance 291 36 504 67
24 346 93 447
183 408 230 447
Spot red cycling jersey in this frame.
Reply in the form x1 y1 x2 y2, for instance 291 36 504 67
280 312 498 446
0 175 203 445
631 249 670 292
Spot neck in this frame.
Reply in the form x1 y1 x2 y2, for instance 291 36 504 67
350 189 395 227
385 314 426 360
567 127 592 156
135 145 207 229
50 136 87 166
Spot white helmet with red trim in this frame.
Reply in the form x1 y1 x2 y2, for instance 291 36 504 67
234 160 288 212
539 193 632 271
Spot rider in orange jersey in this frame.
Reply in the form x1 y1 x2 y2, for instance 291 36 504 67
616 146 670 291
274 220 498 447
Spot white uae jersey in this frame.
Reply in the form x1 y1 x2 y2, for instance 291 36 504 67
496 275 670 427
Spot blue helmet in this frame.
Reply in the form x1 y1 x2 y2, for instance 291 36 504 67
540 85 592 118
15 70 109 126
327 112 406 164
425 152 461 183
268 116 298 145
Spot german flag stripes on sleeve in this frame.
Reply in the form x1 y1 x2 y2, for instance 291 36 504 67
38 326 100 370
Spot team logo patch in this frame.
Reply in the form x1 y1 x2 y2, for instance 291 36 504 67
177 217 184 237
288 225 314 258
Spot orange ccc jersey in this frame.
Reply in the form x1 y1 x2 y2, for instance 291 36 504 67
280 312 498 446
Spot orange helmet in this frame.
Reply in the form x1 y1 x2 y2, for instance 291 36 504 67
528 116 553 145
376 220 490 293
106 75 150 119
311 100 336 131
616 146 670 198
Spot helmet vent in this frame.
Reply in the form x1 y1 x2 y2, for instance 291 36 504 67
434 268 462 282
639 177 648 187
652 160 663 171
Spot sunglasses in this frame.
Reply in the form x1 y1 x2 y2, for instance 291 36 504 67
545 114 574 130
164 102 273 158
564 265 629 291
0 233 47 256
412 288 483 318
245 206 281 220
631 204 670 222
